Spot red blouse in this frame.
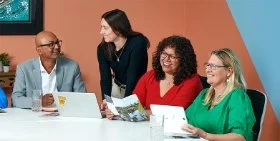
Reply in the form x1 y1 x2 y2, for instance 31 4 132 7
133 70 203 110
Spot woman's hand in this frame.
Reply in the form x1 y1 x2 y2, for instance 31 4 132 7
100 99 107 111
105 108 114 120
100 100 108 118
182 124 208 139
145 109 152 116
100 99 115 120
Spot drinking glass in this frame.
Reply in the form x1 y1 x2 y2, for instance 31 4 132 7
32 89 42 112
150 114 164 141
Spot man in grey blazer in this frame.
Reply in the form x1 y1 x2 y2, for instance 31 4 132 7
12 31 87 108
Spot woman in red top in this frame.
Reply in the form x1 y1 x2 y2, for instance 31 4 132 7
133 35 202 114
105 35 202 119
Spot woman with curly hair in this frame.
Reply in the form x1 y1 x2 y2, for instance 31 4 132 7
105 35 202 119
133 35 203 115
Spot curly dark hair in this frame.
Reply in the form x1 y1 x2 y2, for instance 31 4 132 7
152 35 197 85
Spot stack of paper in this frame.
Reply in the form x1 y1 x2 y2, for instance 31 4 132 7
150 104 191 137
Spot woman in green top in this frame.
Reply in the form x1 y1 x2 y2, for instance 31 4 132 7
182 48 256 141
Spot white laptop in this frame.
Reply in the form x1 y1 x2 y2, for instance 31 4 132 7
52 92 102 118
150 104 191 137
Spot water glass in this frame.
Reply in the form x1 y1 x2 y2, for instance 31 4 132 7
150 114 164 141
32 90 42 112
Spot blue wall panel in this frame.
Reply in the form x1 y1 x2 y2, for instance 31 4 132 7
227 0 280 123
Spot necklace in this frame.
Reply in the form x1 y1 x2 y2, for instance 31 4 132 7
214 94 224 103
213 87 227 105
165 79 173 87
114 38 127 62
115 48 124 62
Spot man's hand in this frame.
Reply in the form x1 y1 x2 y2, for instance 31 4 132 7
42 93 54 107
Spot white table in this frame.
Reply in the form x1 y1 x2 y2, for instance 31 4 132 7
0 108 206 141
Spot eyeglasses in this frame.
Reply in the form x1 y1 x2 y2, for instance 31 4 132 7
160 51 180 61
204 63 227 70
38 40 62 48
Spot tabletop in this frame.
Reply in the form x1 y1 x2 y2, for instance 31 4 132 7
0 108 207 141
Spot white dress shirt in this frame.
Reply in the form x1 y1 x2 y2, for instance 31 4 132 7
39 58 58 107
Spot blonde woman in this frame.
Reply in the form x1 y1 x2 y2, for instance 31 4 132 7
183 48 256 141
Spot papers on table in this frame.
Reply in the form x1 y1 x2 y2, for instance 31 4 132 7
150 104 191 137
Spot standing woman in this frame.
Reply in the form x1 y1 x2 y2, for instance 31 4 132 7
98 9 149 99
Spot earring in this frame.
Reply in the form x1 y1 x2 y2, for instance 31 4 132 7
226 78 230 85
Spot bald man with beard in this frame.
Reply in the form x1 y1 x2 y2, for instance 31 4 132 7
12 31 86 108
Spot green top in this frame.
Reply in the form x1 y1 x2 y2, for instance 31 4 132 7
185 88 256 141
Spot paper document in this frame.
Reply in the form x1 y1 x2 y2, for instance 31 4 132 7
0 109 7 115
150 104 191 137
104 94 148 122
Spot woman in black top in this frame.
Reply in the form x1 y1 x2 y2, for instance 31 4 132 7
97 9 149 99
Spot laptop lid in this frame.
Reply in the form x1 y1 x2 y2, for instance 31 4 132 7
53 92 102 118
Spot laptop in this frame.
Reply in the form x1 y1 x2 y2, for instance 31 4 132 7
52 92 102 118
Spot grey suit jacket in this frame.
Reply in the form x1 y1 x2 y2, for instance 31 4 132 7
12 56 87 108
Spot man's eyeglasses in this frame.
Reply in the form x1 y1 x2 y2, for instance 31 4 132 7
204 63 227 70
160 51 180 61
38 40 62 48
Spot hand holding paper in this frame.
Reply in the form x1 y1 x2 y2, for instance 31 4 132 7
104 94 147 122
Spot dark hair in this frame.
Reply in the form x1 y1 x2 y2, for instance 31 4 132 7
152 35 197 85
98 9 149 60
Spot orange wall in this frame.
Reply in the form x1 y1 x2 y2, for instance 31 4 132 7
0 0 278 140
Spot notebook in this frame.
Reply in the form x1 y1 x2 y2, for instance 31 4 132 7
52 92 102 118
150 104 191 137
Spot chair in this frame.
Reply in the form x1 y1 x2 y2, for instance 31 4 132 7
199 75 210 89
246 89 267 141
0 86 8 108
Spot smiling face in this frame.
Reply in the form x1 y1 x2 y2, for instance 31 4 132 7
206 54 232 88
100 18 119 43
160 47 180 75
36 31 61 60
